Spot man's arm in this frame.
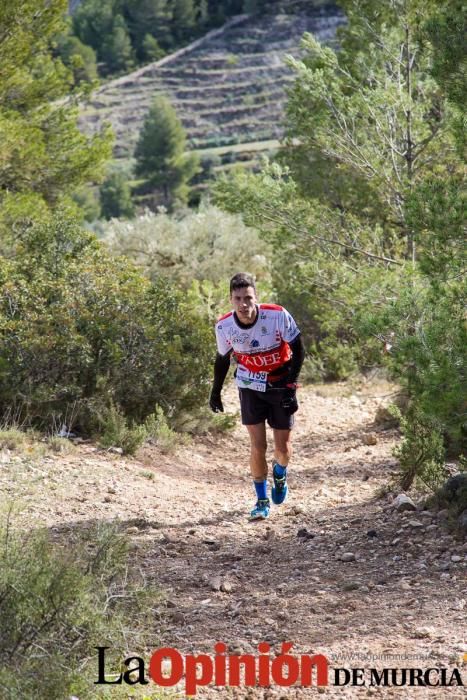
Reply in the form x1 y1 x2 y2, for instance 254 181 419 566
287 333 305 384
209 350 232 412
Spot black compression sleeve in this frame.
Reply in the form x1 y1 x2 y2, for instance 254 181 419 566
288 334 305 383
212 351 231 395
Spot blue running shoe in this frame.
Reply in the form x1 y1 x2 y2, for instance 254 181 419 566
249 498 270 520
271 463 288 505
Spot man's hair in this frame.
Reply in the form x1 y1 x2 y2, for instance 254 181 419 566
230 272 256 294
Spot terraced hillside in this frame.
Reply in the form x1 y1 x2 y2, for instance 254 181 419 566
79 8 345 161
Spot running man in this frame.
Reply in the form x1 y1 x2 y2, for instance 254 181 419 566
209 272 305 520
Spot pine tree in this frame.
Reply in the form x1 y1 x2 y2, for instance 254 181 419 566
142 33 165 61
0 0 112 238
197 0 209 27
101 15 134 74
283 0 455 263
100 172 135 219
72 0 117 57
171 0 197 41
125 0 172 53
134 95 199 206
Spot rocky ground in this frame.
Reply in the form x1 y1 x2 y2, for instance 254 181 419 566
1 379 465 698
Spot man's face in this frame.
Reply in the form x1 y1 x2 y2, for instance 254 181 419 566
231 285 257 323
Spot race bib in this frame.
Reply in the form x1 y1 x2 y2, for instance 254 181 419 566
235 366 267 392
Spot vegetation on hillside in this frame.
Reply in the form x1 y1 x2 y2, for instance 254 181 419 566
0 0 112 236
66 0 324 79
214 0 466 488
0 0 213 436
0 2 465 693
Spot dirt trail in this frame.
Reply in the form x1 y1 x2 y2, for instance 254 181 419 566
1 380 465 698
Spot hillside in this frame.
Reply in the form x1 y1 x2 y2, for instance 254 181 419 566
78 7 345 162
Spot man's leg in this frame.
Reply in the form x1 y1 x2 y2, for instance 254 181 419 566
271 428 292 505
246 423 267 480
246 422 270 519
273 428 292 467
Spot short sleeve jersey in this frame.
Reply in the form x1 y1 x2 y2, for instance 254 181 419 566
214 303 300 375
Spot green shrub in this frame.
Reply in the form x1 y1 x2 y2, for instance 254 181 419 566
100 171 135 220
144 405 184 453
0 214 214 433
98 401 148 455
102 204 273 297
0 429 29 451
390 405 446 491
358 275 466 460
0 518 158 700
299 354 326 384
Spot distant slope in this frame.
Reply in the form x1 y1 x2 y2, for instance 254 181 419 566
78 8 345 160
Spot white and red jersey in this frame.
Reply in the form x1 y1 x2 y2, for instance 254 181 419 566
214 304 300 375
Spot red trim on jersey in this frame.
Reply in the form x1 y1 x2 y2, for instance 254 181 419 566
260 303 283 311
234 338 292 374
217 311 233 322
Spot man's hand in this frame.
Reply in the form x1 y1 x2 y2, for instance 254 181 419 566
209 391 224 413
281 385 298 416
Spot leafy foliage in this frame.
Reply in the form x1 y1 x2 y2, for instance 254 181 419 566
54 26 99 85
0 215 213 432
100 171 135 219
69 0 310 78
102 203 272 294
214 0 466 484
0 0 112 239
0 517 158 700
97 401 149 454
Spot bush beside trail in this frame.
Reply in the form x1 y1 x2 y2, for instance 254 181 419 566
0 214 213 436
213 0 466 491
0 515 161 700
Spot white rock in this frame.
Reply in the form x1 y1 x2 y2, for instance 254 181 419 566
393 494 417 512
408 520 424 528
340 552 356 562
210 577 222 592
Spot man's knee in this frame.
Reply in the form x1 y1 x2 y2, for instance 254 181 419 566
247 428 267 453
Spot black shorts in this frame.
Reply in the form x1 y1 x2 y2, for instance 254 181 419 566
238 386 295 430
